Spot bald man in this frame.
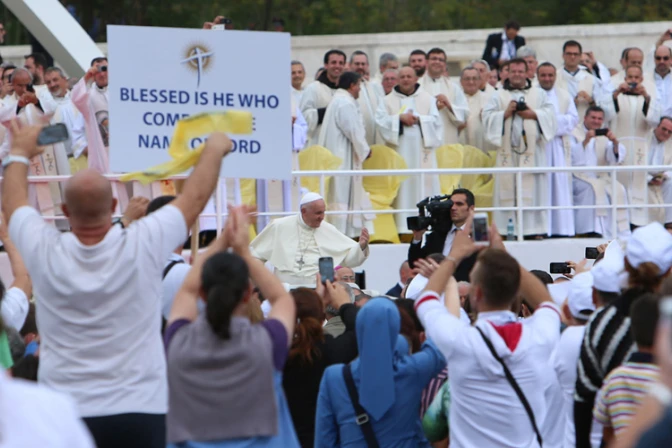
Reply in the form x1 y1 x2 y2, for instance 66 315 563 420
2 123 233 448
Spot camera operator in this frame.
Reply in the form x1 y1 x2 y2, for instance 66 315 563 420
408 188 477 281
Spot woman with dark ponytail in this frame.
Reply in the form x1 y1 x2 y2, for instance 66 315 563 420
164 206 299 448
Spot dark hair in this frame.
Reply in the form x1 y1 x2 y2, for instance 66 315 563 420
594 289 620 305
25 52 47 69
395 298 424 332
202 252 250 339
563 40 583 54
427 253 446 264
323 50 346 65
338 71 361 90
530 270 553 286
625 258 665 293
537 62 556 73
659 116 672 127
410 49 427 58
451 188 475 207
473 249 521 307
629 293 661 348
505 20 521 30
20 303 37 337
90 57 108 67
7 328 25 364
349 50 368 64
12 355 39 382
427 48 446 59
289 288 325 365
585 105 605 117
508 57 528 71
621 47 632 60
397 304 421 353
146 195 176 216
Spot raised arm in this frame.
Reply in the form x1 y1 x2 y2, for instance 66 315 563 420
171 132 233 229
0 218 31 297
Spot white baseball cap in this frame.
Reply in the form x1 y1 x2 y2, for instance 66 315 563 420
568 272 596 320
591 259 623 293
626 222 672 273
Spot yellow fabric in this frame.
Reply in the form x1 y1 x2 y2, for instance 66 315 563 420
239 178 258 238
68 155 88 174
298 146 342 201
362 145 408 243
435 144 464 195
120 111 253 184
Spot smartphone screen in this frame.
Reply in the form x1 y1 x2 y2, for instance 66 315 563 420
549 262 571 274
595 128 608 136
585 247 599 259
37 123 69 146
473 213 489 243
318 257 334 283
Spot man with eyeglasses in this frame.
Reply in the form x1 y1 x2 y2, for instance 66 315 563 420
653 45 672 116
419 47 469 147
647 117 672 229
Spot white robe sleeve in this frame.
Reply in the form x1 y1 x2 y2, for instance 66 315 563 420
534 90 557 142
375 100 401 146
293 106 308 151
570 138 588 167
446 86 469 125
482 92 505 147
645 96 662 127
299 83 321 140
607 141 627 164
340 244 369 268
337 101 370 162
37 88 58 115
556 99 579 137
70 108 88 158
418 101 443 149
248 220 277 263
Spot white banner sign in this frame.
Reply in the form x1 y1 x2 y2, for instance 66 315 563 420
108 25 292 179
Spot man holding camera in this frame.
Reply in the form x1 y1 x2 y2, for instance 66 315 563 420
407 189 477 282
610 64 660 228
483 58 556 238
571 105 630 239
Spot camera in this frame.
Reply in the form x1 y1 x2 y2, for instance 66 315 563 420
406 195 453 232
629 82 637 89
516 98 528 111
595 128 608 136
100 66 108 72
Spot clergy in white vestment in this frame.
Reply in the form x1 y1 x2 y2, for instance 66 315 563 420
299 50 345 148
409 50 427 78
653 45 672 116
580 52 612 88
571 106 631 239
291 60 306 106
482 58 556 237
516 46 539 86
609 48 645 91
419 48 469 145
349 51 383 145
370 53 399 97
381 69 399 96
646 117 672 227
375 67 443 235
537 62 579 237
249 193 370 287
317 72 374 238
458 67 491 152
45 67 88 174
470 59 497 103
556 40 613 122
610 65 661 226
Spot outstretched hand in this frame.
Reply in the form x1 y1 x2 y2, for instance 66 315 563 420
9 120 43 159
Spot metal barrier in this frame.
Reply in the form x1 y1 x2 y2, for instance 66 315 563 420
7 163 671 241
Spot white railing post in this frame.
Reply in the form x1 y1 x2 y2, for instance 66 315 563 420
516 171 524 241
215 177 223 236
319 174 325 198
419 172 426 200
611 167 618 238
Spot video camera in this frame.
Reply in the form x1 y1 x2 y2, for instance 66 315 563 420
406 195 453 232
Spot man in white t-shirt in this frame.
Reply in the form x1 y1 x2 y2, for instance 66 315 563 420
415 216 561 447
1 121 234 448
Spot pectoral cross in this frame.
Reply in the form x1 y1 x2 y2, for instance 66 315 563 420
423 151 429 163
501 155 509 166
297 257 305 270
637 148 644 164
31 161 42 175
44 153 55 171
523 155 530 165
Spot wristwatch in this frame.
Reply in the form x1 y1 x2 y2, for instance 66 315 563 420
2 154 30 168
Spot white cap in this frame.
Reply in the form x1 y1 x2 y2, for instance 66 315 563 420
548 282 571 306
405 274 428 300
568 272 596 320
626 222 672 273
591 260 623 293
299 192 324 206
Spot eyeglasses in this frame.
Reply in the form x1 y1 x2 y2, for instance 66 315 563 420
656 56 671 61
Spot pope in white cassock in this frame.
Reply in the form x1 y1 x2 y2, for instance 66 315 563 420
249 193 369 288
419 48 469 145
537 63 579 237
299 50 345 148
482 59 557 237
646 117 672 227
376 67 443 235
571 106 631 239
609 65 660 227
317 72 374 238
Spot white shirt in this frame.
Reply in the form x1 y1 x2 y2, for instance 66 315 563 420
500 32 517 61
0 372 94 447
9 204 187 417
654 70 672 116
442 224 464 256
416 292 562 448
161 253 192 320
0 287 29 331
550 326 602 448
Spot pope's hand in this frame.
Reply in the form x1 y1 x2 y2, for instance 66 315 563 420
9 120 43 159
359 228 370 250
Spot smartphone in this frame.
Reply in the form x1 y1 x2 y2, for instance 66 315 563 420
585 247 599 259
318 257 335 284
473 212 489 243
595 128 608 136
37 123 69 146
549 262 571 274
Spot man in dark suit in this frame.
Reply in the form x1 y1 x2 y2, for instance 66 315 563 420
482 21 525 71
408 188 478 282
385 260 414 297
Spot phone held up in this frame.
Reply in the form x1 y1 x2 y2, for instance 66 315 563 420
318 257 335 284
549 262 571 274
585 247 599 260
37 123 69 146
595 128 609 137
473 213 489 244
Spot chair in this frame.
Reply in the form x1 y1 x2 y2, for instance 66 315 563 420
462 146 496 211
435 144 464 195
362 145 408 243
298 145 343 201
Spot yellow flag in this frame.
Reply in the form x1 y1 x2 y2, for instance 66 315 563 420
120 111 253 184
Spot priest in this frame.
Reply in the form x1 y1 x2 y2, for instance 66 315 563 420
376 66 443 235
470 59 496 102
249 193 369 287
349 51 382 145
646 117 672 228
317 71 374 238
419 48 469 145
482 58 557 237
299 49 345 148
458 66 490 152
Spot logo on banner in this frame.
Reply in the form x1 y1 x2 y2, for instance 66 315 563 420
182 44 213 88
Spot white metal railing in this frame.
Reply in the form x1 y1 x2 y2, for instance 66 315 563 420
6 164 670 241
